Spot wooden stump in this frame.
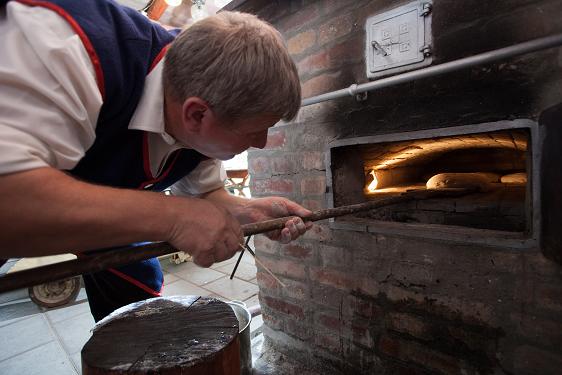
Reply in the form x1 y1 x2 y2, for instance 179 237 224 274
82 296 240 374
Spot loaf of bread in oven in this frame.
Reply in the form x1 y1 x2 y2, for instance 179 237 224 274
500 172 527 184
426 172 496 191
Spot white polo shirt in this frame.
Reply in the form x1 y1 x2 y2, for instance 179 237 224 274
0 2 226 196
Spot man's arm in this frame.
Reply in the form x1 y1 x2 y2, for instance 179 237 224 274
0 168 242 267
202 187 312 243
0 4 243 267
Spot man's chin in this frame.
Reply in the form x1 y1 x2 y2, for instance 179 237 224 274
202 152 236 160
217 154 236 161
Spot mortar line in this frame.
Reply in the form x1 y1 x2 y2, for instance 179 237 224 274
0 339 56 364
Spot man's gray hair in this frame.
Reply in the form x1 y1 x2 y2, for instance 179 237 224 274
163 11 301 122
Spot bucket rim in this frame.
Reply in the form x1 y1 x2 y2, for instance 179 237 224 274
227 300 252 332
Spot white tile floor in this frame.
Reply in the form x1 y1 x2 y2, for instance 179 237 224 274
0 250 260 374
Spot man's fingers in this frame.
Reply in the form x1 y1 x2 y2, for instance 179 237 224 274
236 226 245 246
250 198 315 244
196 239 235 267
285 218 308 236
287 219 299 238
295 218 307 234
226 212 244 245
282 199 312 217
214 241 231 263
194 252 215 268
226 232 242 257
280 228 292 244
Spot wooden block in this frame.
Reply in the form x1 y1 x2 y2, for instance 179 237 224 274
82 296 240 374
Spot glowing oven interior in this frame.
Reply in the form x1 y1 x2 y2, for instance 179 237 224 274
329 128 531 233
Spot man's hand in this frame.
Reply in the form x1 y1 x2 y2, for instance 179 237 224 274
238 197 313 243
166 198 243 267
202 189 313 244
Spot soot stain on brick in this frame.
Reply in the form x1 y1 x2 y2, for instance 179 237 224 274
348 289 506 374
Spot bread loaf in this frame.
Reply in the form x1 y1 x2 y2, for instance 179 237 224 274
426 172 494 191
500 172 527 184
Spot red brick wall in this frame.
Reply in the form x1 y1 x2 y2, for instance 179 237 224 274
227 0 562 373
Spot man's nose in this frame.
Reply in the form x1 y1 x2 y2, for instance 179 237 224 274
250 132 268 149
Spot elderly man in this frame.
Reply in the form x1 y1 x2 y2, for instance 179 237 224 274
0 0 310 321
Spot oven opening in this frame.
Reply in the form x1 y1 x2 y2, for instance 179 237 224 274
330 129 531 233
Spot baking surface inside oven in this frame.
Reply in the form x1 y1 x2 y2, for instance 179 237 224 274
329 125 534 237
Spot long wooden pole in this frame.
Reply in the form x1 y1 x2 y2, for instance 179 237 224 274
242 188 472 235
0 188 471 293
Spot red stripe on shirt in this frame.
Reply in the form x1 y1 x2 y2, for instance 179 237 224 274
16 0 106 99
108 268 162 296
149 44 169 73
142 132 153 179
139 133 182 189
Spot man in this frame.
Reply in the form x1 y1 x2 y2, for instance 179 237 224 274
0 0 311 321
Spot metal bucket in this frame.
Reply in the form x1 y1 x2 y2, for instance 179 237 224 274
227 300 252 375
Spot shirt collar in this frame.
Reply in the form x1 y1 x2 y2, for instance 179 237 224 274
128 58 176 145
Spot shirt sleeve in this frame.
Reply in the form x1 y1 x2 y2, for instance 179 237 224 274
0 3 102 174
169 159 227 196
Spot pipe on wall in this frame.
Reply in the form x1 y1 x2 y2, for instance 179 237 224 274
301 33 562 107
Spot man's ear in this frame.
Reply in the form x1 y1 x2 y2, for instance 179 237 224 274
181 97 209 133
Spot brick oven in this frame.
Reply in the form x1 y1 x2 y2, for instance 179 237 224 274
226 0 562 373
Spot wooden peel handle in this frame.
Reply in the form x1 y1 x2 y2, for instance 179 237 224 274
1 203 398 293
0 188 472 293
242 188 472 235
241 194 416 235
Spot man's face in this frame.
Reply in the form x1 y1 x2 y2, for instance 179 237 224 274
182 112 280 160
